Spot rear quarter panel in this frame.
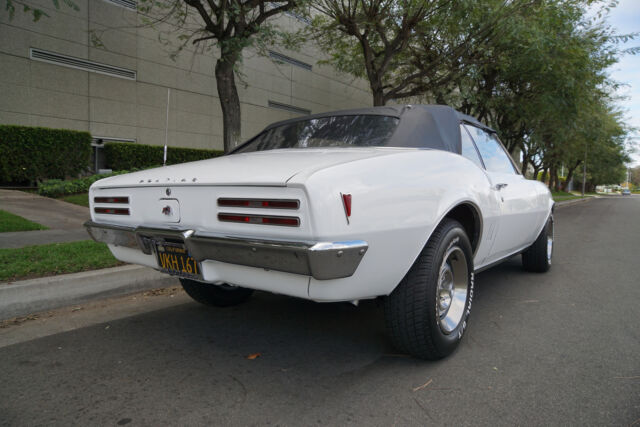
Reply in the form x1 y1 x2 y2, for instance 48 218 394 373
289 149 498 301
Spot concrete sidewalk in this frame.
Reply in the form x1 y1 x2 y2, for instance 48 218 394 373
0 189 90 248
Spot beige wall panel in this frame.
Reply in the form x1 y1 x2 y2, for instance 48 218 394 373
241 103 293 128
0 7 88 44
90 98 136 126
0 54 30 85
136 82 168 108
0 25 87 58
136 127 164 146
90 121 136 140
31 61 89 96
244 67 291 98
90 73 136 103
169 130 216 150
136 59 177 89
174 110 211 135
0 111 32 126
30 87 88 121
89 23 137 57
88 0 137 35
136 105 165 129
25 0 89 19
30 115 89 131
88 47 136 71
0 82 32 114
173 90 214 115
173 68 215 97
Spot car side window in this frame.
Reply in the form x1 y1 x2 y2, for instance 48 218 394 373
463 125 516 174
459 125 484 168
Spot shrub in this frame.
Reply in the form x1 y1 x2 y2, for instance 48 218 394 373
104 142 224 170
38 171 128 198
0 125 92 184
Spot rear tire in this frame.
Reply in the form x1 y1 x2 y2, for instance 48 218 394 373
384 219 474 360
180 278 254 307
522 214 553 273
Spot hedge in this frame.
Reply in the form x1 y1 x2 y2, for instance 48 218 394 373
0 125 92 184
104 142 225 170
38 171 129 198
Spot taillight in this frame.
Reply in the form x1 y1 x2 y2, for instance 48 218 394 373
94 207 129 215
94 196 129 204
218 213 299 227
217 198 299 209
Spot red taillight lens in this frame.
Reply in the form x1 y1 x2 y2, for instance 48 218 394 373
218 213 299 227
217 198 299 209
94 197 129 204
94 207 129 215
342 193 352 217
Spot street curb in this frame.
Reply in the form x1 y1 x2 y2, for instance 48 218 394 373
0 265 179 320
555 196 595 208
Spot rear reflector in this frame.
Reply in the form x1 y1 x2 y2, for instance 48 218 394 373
94 207 130 215
94 196 129 204
217 198 299 209
218 213 300 227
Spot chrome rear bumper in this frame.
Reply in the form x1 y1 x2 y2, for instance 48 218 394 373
84 221 368 280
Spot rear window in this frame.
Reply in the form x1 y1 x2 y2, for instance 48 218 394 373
234 115 399 153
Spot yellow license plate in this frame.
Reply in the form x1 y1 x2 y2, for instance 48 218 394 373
155 242 201 278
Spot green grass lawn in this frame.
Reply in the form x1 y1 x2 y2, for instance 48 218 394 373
0 210 48 233
60 193 89 207
0 240 123 282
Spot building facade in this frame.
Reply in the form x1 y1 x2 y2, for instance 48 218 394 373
0 0 372 151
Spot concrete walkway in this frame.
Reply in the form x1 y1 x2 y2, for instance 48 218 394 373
0 190 90 249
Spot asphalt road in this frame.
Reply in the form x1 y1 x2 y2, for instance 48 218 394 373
1 197 638 426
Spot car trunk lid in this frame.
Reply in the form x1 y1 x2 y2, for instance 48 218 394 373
92 148 405 189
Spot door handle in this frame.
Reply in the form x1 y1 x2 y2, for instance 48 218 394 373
494 183 508 191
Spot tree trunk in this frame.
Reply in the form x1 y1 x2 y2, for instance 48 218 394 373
215 56 241 153
531 167 539 181
541 168 548 185
552 168 560 192
372 86 386 106
564 163 580 192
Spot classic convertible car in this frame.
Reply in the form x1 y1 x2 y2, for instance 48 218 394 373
85 105 554 359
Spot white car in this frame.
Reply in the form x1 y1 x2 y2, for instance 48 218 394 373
86 105 554 359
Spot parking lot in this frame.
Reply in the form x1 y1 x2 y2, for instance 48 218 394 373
1 197 638 426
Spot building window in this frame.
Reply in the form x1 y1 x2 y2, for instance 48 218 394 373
268 101 311 116
269 51 312 71
30 48 137 80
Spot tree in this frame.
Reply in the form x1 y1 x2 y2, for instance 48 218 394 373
138 0 303 152
310 0 519 106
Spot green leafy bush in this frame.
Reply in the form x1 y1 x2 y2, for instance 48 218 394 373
38 171 128 198
104 142 224 170
0 125 91 184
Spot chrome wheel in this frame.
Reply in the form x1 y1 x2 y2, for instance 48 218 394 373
546 217 554 264
436 246 469 334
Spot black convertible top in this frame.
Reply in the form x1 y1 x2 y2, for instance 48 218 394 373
240 104 495 155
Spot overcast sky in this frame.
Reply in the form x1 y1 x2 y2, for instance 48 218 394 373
604 0 640 166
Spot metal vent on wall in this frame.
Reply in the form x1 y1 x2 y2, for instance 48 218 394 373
103 0 137 9
269 51 312 71
268 101 311 116
30 48 137 80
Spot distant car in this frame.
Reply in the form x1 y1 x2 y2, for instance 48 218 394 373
622 189 631 196
85 105 554 359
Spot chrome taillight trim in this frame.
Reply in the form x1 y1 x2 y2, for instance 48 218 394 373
218 213 300 227
94 207 130 215
217 198 300 210
94 196 129 204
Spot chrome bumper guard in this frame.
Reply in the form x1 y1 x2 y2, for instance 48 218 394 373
84 221 368 280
